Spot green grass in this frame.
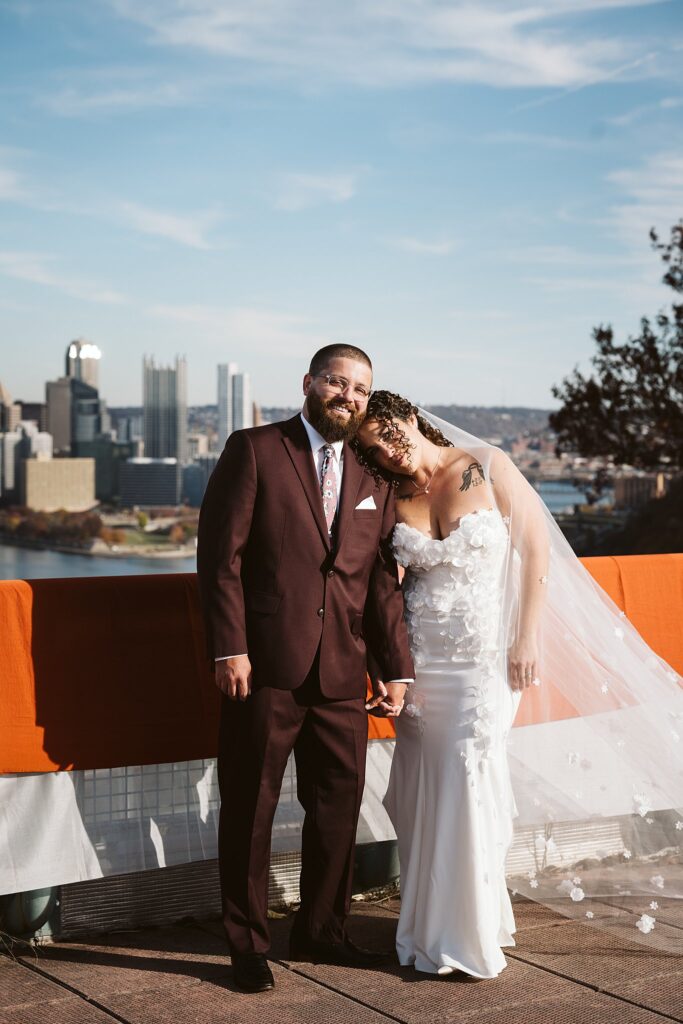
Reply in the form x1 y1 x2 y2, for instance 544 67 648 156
118 529 176 547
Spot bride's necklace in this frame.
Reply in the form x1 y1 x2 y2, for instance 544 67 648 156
408 447 442 497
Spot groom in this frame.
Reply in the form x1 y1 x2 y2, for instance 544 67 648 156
197 344 414 993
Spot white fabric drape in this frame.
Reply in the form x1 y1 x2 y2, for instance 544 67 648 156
419 408 683 953
0 744 396 897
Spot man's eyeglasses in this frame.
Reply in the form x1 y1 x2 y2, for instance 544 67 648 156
313 373 371 401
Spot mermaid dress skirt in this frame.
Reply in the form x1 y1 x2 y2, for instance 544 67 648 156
385 510 521 978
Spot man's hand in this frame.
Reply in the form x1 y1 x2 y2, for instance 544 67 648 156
215 655 253 701
365 680 407 718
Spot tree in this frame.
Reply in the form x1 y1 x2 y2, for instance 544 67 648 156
588 476 683 555
169 523 185 545
550 222 683 474
99 526 115 546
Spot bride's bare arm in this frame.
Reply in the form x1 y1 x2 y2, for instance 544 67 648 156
490 449 550 689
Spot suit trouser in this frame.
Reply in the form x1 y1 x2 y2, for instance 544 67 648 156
217 657 368 955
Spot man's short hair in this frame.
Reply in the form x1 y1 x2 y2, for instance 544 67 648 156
309 344 372 377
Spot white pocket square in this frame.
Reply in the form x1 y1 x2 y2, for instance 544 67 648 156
355 495 377 510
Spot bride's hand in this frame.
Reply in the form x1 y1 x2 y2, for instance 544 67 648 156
508 635 539 691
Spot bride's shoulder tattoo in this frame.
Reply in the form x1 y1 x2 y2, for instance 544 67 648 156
459 460 485 492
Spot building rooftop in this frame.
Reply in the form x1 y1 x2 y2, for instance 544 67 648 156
2 896 682 1024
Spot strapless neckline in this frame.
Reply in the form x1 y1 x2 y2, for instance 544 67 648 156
394 508 501 544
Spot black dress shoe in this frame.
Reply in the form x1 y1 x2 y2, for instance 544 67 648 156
289 935 389 967
231 952 275 992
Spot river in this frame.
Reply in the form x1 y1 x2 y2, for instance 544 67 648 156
0 482 593 581
0 545 197 581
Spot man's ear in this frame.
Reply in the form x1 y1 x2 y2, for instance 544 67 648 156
303 373 312 395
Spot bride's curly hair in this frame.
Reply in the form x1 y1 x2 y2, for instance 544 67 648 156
352 390 453 487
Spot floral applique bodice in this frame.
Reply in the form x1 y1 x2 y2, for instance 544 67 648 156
392 508 510 670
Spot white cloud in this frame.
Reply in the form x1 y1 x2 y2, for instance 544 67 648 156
481 131 591 150
391 237 456 256
533 152 683 308
606 96 683 127
523 274 629 292
449 307 511 321
118 201 223 248
512 48 660 111
607 150 683 247
0 148 224 249
523 269 670 314
273 172 358 211
107 0 669 91
148 303 336 355
39 81 194 118
0 166 26 201
0 148 35 202
499 244 645 267
0 251 127 305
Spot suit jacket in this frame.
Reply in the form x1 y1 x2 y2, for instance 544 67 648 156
196 414 414 699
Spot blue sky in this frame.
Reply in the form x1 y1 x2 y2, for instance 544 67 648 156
1 0 682 409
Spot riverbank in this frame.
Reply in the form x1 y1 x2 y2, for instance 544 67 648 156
0 534 196 560
0 542 197 580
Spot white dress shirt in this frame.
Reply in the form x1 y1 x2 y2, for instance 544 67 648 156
299 411 343 503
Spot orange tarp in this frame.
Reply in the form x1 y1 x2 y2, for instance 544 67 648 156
1 555 682 772
0 575 219 773
513 554 683 727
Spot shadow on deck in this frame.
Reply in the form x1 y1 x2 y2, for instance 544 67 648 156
2 897 682 1024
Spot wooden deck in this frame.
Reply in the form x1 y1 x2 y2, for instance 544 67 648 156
2 896 682 1024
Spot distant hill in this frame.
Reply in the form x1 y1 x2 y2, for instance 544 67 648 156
425 406 551 442
260 407 300 424
110 404 552 441
259 405 552 441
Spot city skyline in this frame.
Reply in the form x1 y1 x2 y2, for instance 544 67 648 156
1 1 682 408
142 354 188 463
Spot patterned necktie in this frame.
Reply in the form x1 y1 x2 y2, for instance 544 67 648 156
320 444 338 535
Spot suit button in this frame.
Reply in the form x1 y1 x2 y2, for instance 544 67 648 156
317 607 325 617
327 569 335 578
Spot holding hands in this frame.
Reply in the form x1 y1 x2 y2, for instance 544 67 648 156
366 679 407 718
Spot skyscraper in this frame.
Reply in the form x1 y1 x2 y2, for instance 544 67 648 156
0 422 52 503
66 338 102 389
216 363 253 446
232 370 253 432
0 381 21 433
45 378 71 452
143 355 188 463
217 362 237 447
45 338 108 454
46 376 104 454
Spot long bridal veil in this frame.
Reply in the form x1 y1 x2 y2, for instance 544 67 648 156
419 408 683 953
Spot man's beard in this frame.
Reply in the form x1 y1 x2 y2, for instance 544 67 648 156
306 389 365 442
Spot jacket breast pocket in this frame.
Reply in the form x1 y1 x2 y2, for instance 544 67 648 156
350 510 380 546
246 590 282 615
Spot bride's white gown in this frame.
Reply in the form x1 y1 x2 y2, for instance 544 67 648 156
385 508 522 978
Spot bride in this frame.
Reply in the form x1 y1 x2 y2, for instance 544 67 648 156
356 390 683 977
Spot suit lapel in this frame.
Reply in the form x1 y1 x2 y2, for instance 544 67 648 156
334 442 364 554
282 416 331 551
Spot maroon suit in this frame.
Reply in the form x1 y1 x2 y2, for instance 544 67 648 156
197 414 414 954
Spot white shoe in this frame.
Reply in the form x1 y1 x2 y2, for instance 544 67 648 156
437 965 456 977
